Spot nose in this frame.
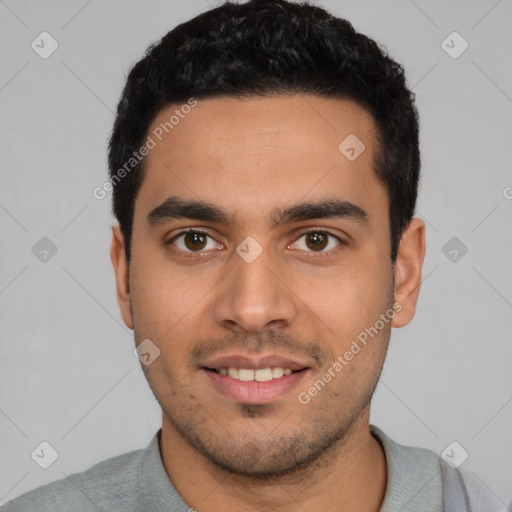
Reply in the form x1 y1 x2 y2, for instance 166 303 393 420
211 243 298 336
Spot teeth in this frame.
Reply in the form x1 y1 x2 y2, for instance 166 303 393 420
271 367 284 378
238 369 254 381
217 367 296 381
255 368 273 382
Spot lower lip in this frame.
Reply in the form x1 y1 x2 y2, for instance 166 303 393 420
202 369 310 404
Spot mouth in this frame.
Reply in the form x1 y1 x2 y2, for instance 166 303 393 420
200 355 312 404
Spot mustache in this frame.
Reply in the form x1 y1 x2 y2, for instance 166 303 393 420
189 331 327 368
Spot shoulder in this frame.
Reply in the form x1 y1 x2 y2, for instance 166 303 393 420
370 424 511 512
458 469 512 512
0 447 145 512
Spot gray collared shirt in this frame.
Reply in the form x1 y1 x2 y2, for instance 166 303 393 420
1 424 507 511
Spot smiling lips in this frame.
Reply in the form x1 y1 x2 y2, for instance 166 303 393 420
201 354 312 404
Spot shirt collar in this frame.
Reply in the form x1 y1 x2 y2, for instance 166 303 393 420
370 424 443 512
138 429 191 511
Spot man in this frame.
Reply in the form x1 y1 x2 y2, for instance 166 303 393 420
2 0 508 510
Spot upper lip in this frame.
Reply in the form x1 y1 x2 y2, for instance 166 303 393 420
201 354 312 371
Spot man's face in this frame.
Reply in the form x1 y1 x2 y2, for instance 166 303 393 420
116 95 406 475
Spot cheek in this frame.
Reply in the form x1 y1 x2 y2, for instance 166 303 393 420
130 251 218 355
296 259 391 340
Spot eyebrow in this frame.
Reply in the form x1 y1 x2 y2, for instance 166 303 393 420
147 195 369 228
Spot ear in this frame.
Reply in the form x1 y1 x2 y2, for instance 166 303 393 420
391 217 426 328
110 224 134 330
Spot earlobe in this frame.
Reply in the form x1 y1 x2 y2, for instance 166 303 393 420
391 218 426 328
110 224 134 330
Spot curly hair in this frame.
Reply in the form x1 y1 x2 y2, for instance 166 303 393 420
108 0 420 262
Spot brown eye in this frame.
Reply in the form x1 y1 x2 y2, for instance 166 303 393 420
305 232 329 251
168 230 221 253
291 230 342 254
183 232 207 251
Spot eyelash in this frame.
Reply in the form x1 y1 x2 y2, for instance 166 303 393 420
166 228 345 258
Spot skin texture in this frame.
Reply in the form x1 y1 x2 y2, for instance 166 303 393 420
111 95 426 511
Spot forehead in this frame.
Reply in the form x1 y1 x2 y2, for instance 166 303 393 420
136 95 387 229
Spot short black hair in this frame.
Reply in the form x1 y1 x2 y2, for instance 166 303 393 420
108 0 420 263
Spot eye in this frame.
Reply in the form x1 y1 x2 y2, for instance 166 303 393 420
289 230 343 254
166 228 344 257
167 229 223 253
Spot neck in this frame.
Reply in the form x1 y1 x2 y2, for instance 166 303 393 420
159 407 387 512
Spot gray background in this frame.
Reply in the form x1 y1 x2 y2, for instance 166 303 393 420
1 0 511 506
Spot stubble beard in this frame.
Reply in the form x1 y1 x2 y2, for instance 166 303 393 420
133 279 394 480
